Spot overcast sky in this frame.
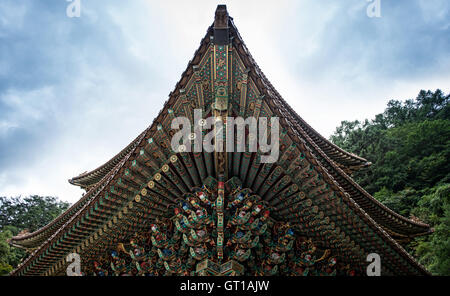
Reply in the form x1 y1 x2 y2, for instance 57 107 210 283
0 0 449 203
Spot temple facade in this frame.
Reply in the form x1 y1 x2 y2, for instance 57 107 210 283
10 6 431 276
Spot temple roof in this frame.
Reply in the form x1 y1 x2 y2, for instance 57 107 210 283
62 19 430 240
10 5 431 276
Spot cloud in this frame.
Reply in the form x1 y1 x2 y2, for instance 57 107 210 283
0 0 449 203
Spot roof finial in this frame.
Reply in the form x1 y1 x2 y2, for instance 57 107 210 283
213 5 229 45
214 5 228 29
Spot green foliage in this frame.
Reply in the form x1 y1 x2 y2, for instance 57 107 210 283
330 89 450 275
0 196 70 233
0 195 70 275
331 89 450 193
412 184 450 275
0 227 25 275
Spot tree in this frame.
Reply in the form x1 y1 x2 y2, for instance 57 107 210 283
0 196 70 233
330 89 450 194
0 195 70 275
412 184 450 275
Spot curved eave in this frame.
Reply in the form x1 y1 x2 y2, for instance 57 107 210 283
68 130 147 188
284 104 432 236
228 20 431 238
286 106 431 236
287 104 371 173
298 141 431 275
333 166 432 236
10 149 135 275
10 158 128 249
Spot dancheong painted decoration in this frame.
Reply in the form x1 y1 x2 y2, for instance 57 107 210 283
9 5 432 276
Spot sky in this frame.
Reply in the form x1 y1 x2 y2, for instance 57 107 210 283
0 0 449 203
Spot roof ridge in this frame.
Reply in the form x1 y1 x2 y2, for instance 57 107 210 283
229 18 370 173
69 130 145 186
228 19 430 236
